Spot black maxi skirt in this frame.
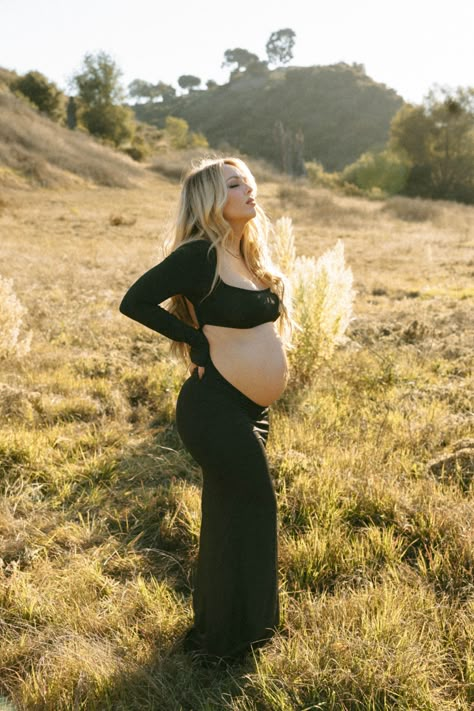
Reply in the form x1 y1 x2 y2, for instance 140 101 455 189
175 356 280 662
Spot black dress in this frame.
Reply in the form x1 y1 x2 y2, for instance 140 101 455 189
120 239 281 661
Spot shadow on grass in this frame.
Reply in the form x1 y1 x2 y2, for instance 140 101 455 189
79 426 260 709
103 645 258 711
96 423 201 592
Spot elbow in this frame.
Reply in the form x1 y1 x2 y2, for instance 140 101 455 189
119 292 136 318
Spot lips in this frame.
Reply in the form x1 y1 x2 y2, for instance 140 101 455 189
246 198 256 205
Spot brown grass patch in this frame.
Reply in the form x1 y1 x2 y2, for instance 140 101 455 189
381 195 443 222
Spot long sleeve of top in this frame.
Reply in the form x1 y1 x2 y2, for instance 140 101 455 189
119 239 214 366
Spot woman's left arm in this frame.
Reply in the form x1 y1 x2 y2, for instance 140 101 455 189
119 240 213 366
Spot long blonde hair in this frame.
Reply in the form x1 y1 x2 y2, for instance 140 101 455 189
163 156 294 362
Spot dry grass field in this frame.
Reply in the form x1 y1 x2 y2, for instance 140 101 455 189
0 167 473 710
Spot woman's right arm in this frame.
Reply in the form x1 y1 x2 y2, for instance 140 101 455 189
119 240 212 366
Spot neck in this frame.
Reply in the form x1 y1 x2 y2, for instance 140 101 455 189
226 220 246 242
225 229 243 255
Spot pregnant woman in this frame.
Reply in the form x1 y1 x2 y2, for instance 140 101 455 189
119 157 293 666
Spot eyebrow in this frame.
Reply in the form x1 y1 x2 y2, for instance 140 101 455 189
226 174 243 182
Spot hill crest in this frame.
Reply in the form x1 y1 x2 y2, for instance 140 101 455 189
134 62 404 172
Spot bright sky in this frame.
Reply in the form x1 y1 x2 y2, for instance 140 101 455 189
2 0 473 104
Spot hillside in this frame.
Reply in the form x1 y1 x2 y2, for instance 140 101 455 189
0 86 145 188
134 63 404 172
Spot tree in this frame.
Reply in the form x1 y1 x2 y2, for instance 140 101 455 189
71 51 135 146
222 48 261 78
156 81 176 101
266 28 296 67
390 85 474 203
128 79 156 102
12 70 64 121
128 79 176 103
178 75 201 93
351 62 366 75
245 60 269 77
274 121 306 176
73 51 125 105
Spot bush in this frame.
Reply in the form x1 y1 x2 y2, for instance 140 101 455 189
79 103 135 147
12 71 65 122
271 217 355 384
121 133 151 162
342 149 411 196
381 195 442 223
0 276 32 358
305 161 341 189
165 116 208 150
0 67 18 90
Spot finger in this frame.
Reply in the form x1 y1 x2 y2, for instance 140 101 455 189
198 366 205 379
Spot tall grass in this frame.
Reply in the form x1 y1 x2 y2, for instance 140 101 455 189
272 217 355 383
0 276 31 358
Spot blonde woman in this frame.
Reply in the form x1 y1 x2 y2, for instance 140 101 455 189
120 157 293 666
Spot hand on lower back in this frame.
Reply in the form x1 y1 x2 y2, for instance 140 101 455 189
190 364 205 379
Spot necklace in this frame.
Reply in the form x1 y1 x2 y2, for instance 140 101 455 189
224 247 241 259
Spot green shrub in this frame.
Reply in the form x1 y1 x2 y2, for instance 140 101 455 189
165 116 208 150
122 134 150 162
305 161 341 189
12 71 65 122
342 149 410 195
79 103 135 148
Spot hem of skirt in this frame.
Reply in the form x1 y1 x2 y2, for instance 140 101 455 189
181 626 276 666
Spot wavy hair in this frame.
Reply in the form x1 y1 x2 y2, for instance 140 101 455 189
162 156 295 362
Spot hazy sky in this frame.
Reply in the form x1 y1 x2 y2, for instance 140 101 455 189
3 0 473 104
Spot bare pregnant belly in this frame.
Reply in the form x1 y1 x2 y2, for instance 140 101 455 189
202 322 289 407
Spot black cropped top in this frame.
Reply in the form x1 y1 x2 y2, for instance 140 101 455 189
119 239 281 366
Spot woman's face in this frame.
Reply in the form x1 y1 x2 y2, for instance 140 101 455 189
222 163 256 229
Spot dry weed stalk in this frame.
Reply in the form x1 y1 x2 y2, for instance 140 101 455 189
273 216 355 382
272 215 297 275
0 276 32 358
